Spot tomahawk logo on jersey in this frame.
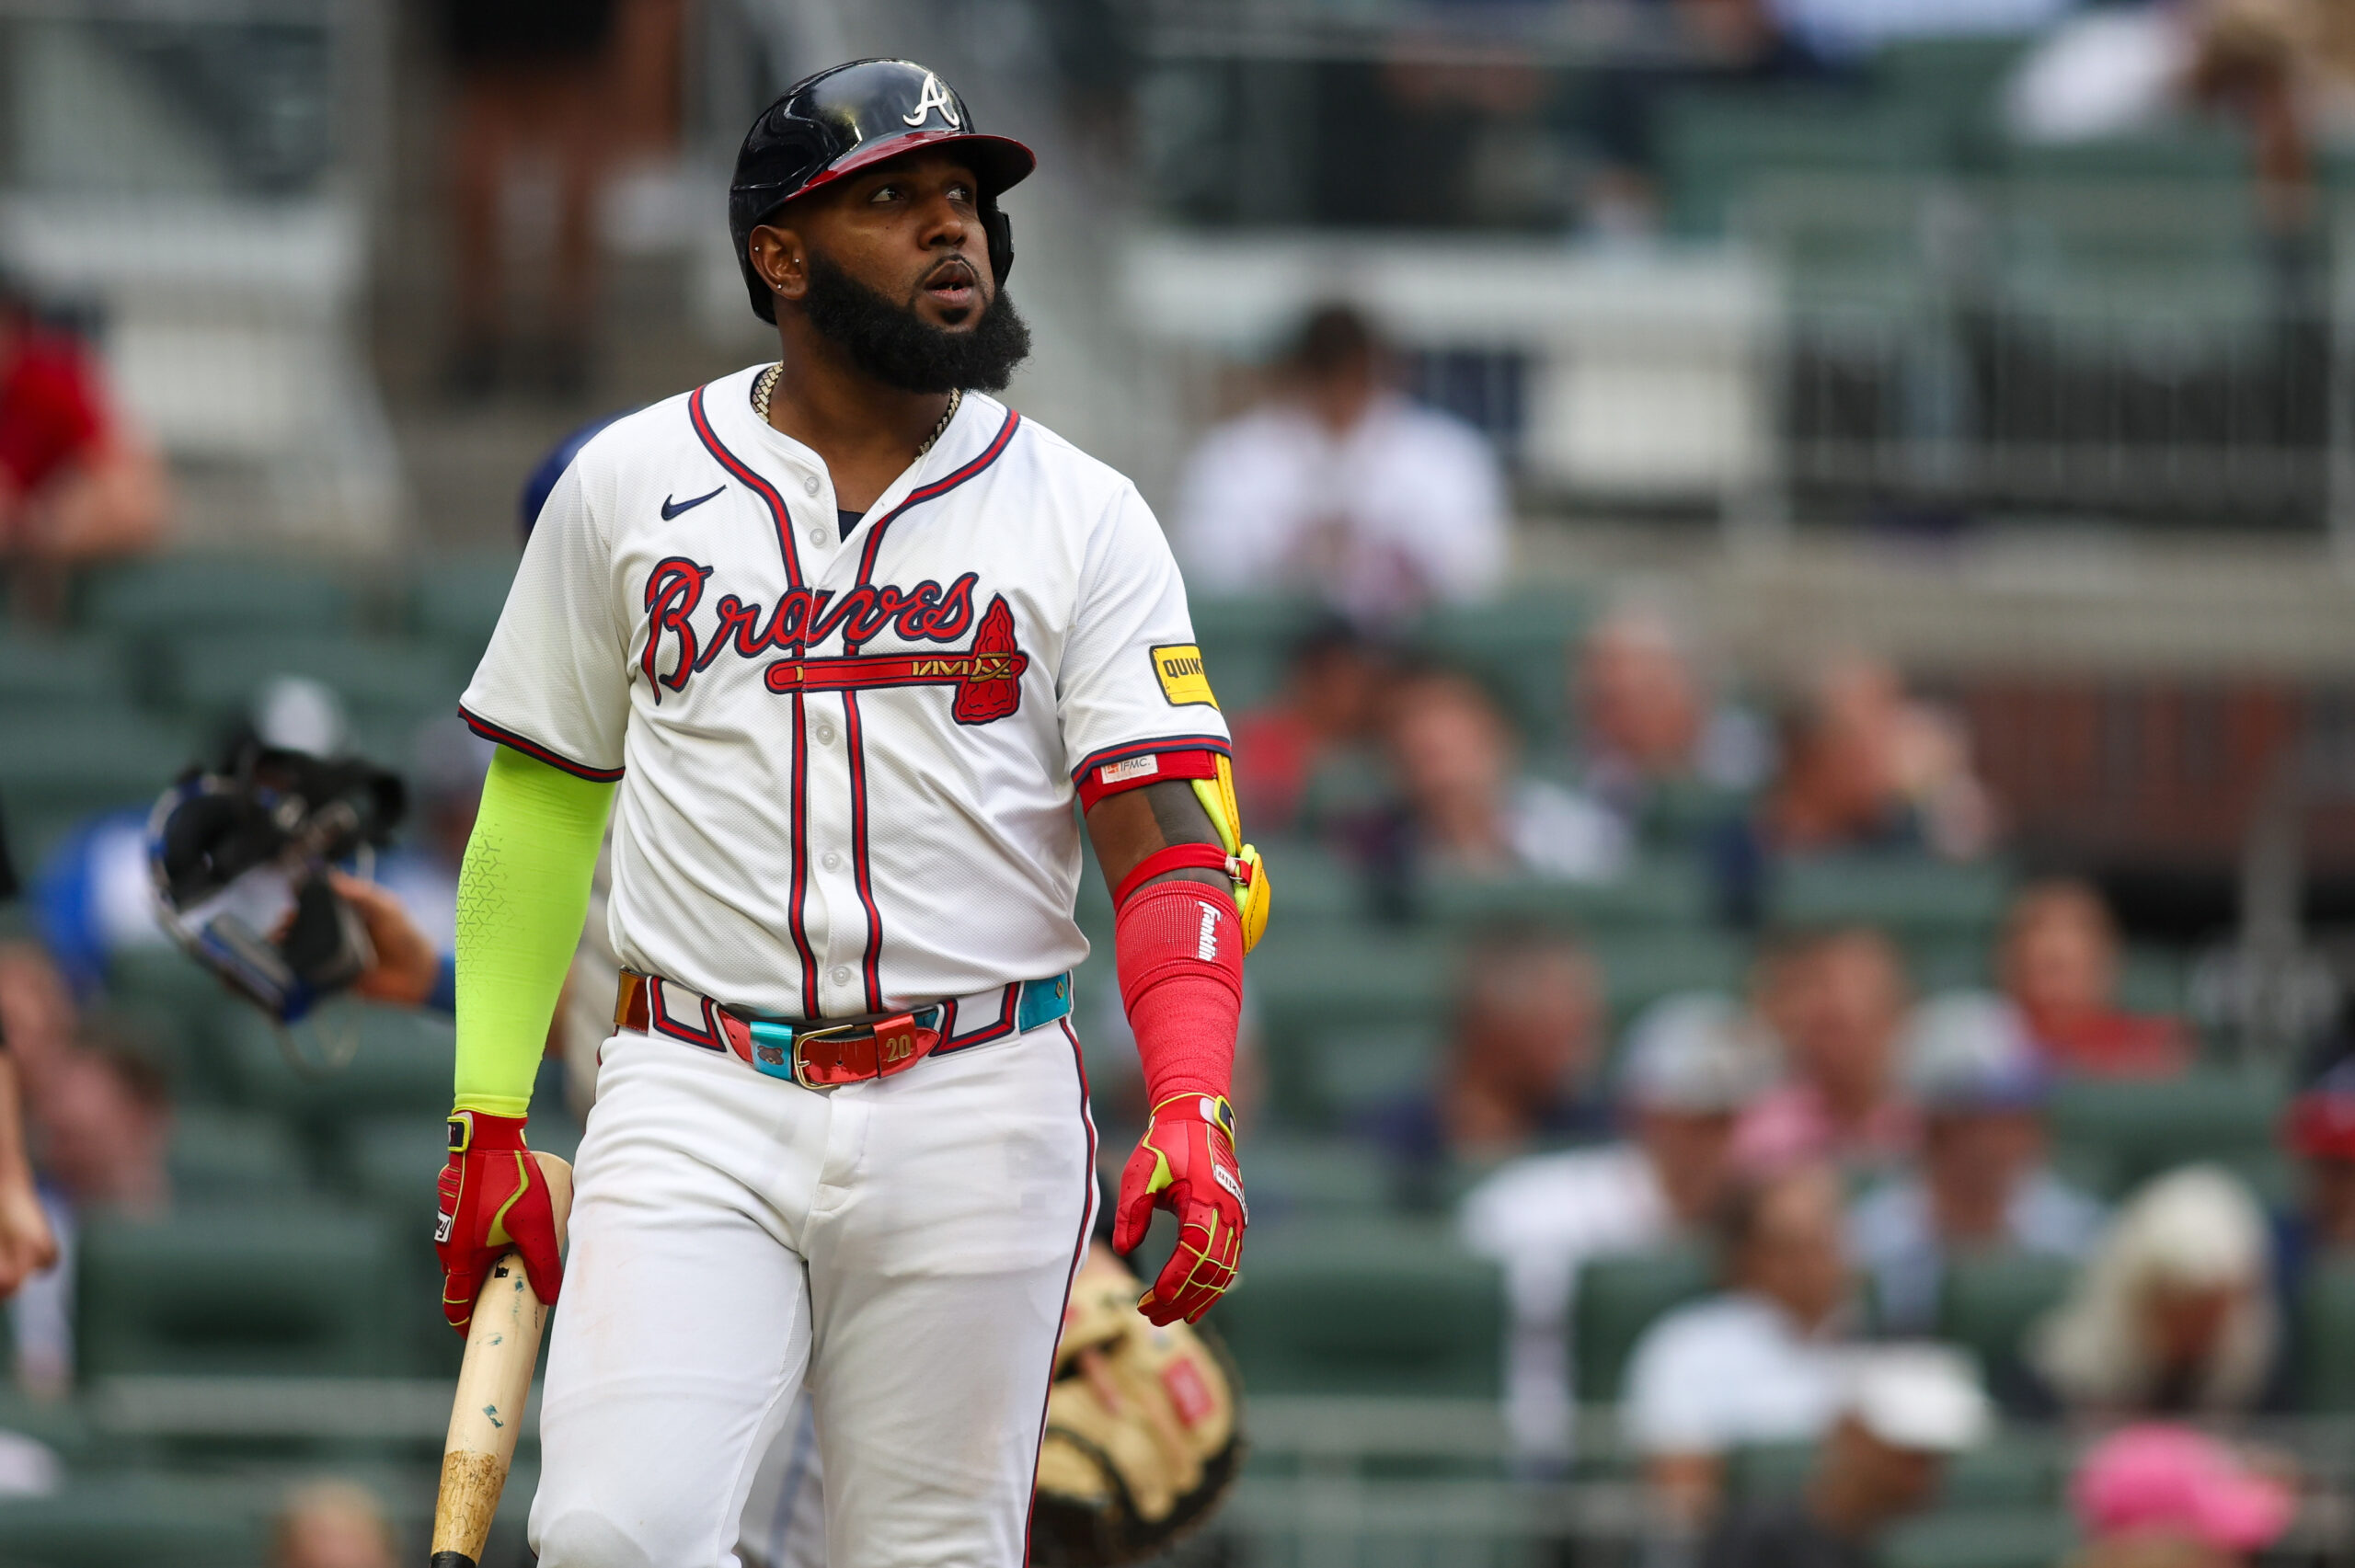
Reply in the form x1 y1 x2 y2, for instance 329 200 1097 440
459 367 1230 1025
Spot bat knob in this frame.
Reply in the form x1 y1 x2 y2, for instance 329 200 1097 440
429 1553 478 1568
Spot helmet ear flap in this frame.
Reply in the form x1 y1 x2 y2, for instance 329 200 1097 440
982 198 1015 289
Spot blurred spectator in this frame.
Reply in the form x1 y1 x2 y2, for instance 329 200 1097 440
0 944 74 1085
2031 1165 2282 1418
1568 606 1766 844
435 0 621 399
1625 1162 1859 1521
1771 0 2070 64
1736 928 1919 1174
1715 656 1996 925
15 1036 172 1397
1459 993 1773 1462
2071 1425 2293 1564
1171 303 1509 629
1228 617 1388 834
2283 1036 2355 1263
0 277 169 622
1849 993 2106 1335
1698 1345 1993 1568
2000 881 2189 1080
1353 668 1628 903
1362 930 1609 1189
270 1479 399 1568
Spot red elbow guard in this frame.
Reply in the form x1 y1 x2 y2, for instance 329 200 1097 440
1115 879 1244 1109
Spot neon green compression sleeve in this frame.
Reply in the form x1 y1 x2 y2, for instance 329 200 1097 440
453 746 616 1117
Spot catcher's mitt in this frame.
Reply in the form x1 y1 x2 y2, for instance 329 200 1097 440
1030 1246 1244 1566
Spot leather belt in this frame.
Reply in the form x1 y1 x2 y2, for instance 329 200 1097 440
614 968 1073 1091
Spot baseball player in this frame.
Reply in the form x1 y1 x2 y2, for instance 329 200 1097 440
432 57 1267 1568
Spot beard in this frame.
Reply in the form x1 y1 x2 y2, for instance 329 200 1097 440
800 250 1032 395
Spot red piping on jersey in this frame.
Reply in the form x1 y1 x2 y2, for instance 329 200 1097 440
1023 1018 1097 1568
456 704 626 783
850 406 1023 598
688 380 821 1013
1068 733 1231 787
837 403 1023 1010
841 692 886 1013
687 384 804 589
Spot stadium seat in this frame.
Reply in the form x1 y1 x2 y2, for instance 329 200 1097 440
1244 1137 1396 1221
1730 1434 2064 1507
168 1108 310 1203
0 713 199 865
0 1477 263 1568
1871 37 2031 158
100 948 253 1104
1583 929 1752 1033
1251 836 1365 927
158 633 465 729
1413 592 1589 750
2299 1257 2355 1413
75 1207 396 1378
1935 1251 2074 1400
1421 855 1711 933
1657 88 1947 236
0 635 130 715
1570 1245 1714 1405
1281 1019 1442 1128
1770 854 2015 939
1212 1221 1504 1398
411 555 519 658
1248 928 1458 1041
2044 1069 2285 1200
1882 1509 2078 1568
222 1003 454 1136
81 557 353 637
1187 596 1327 713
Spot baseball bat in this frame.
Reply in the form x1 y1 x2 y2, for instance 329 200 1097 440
429 1151 573 1568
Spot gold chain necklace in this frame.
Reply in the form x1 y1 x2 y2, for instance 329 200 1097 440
751 364 961 458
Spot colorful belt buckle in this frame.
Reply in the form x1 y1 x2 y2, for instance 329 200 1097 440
745 1020 801 1084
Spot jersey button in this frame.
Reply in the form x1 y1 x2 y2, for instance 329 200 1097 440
807 528 826 547
802 475 821 498
830 966 852 987
814 723 836 745
822 851 842 871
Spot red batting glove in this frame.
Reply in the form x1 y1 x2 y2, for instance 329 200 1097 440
435 1110 563 1335
1112 1093 1246 1325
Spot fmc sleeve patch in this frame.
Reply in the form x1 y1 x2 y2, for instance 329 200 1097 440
1152 644 1218 708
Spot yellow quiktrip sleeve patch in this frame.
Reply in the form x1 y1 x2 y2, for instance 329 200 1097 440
1152 644 1218 709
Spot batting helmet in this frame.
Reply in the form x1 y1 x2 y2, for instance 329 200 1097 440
729 58 1036 325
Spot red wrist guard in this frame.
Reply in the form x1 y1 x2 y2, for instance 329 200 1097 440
1115 879 1243 1109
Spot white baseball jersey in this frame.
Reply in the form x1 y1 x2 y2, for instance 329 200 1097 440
461 364 1229 1022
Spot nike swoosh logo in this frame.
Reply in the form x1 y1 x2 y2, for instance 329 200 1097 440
661 486 725 521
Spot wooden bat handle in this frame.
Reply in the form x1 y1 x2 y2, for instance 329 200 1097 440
430 1151 573 1568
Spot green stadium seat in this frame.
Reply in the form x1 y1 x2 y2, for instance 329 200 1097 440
1882 1509 2078 1568
1253 837 1364 926
167 1108 310 1204
0 1477 263 1568
1421 856 1711 933
1872 37 2032 152
1770 855 2015 940
1213 1222 1503 1397
99 948 251 1104
1282 1020 1442 1127
223 1003 454 1134
1935 1251 2073 1396
1584 929 1752 1033
82 557 353 637
2044 1069 2285 1199
2300 1257 2355 1413
1412 593 1588 750
159 633 464 729
1658 88 1947 235
1188 596 1326 713
2114 946 2188 1017
1249 928 1457 1039
1739 1431 2062 1508
0 713 198 864
75 1207 397 1378
0 635 130 715
1571 1246 1714 1405
1997 130 2248 188
1245 1137 1396 1219
411 555 518 656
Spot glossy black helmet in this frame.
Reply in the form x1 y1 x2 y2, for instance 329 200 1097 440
729 58 1036 324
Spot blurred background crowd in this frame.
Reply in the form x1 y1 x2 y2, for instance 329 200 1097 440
6 0 2355 1564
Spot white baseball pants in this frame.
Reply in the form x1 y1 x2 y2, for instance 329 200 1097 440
529 1017 1097 1568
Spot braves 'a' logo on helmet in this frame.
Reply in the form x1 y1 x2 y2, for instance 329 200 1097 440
902 71 962 130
